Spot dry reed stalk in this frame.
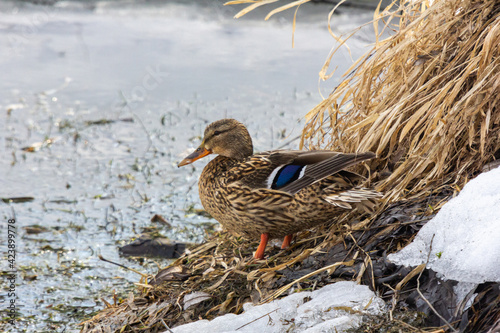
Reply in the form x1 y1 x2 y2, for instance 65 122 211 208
300 0 500 202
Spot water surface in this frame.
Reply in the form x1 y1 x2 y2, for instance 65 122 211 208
0 1 375 331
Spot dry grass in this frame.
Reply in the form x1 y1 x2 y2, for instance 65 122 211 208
299 0 500 203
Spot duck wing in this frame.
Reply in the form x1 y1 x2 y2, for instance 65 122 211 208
278 151 375 194
227 150 375 195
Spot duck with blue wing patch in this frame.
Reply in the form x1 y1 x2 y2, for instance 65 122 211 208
178 119 382 260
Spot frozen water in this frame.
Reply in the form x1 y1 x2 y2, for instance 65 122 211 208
388 167 500 284
170 281 385 333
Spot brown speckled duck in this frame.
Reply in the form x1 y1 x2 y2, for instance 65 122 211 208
178 119 381 260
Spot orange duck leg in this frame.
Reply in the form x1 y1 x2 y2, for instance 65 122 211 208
254 233 269 260
281 234 293 249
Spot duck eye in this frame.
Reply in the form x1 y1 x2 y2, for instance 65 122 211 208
213 130 222 136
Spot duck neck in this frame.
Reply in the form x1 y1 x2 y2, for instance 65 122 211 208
232 144 253 160
203 155 239 178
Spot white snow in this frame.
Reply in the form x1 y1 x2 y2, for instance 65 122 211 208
169 281 385 333
388 167 500 284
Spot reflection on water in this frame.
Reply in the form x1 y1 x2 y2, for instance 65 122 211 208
0 0 375 331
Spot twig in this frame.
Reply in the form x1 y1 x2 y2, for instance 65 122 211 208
130 111 153 156
383 283 397 321
235 308 279 331
160 319 174 333
275 134 301 150
363 218 432 230
393 318 427 332
261 260 355 303
349 233 376 290
416 234 458 332
98 255 148 278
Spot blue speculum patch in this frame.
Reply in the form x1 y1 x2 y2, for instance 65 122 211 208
272 165 305 189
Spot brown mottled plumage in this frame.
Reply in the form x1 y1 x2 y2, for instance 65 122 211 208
178 119 381 259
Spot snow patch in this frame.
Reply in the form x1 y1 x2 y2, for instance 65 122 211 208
388 167 500 284
170 281 385 333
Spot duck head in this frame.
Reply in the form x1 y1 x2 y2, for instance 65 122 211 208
178 119 253 167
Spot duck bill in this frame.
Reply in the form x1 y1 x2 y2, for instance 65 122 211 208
178 146 212 167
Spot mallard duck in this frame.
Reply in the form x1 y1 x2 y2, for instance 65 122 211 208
178 119 380 259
